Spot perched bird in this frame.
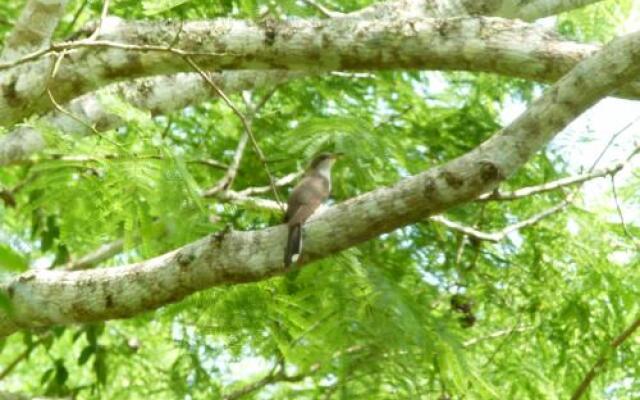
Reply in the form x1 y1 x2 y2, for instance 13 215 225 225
284 153 340 267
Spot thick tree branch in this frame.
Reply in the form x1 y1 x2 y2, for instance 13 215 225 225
0 0 68 62
1 19 640 339
2 16 637 128
0 70 294 166
0 0 607 163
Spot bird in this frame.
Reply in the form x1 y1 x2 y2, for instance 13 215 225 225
284 152 340 268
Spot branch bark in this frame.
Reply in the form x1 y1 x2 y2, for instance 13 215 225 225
0 70 294 166
1 26 639 338
2 16 636 128
0 0 68 62
65 239 124 271
350 0 604 20
571 316 640 400
0 0 608 164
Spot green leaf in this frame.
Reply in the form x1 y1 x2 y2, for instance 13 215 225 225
94 352 108 385
78 345 95 366
0 244 27 272
142 0 191 15
54 359 68 385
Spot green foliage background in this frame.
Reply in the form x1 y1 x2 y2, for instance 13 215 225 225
0 0 639 399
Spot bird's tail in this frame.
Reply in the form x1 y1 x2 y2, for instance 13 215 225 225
284 224 302 268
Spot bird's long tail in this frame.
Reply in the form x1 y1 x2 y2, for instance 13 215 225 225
284 224 302 268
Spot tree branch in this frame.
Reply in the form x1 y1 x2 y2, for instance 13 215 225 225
351 0 606 20
0 70 295 166
1 17 640 339
0 0 69 62
64 239 125 271
571 316 640 400
0 0 609 164
462 325 532 347
0 333 50 381
202 88 280 197
3 16 637 128
431 201 569 242
185 57 285 210
478 163 624 201
302 0 345 18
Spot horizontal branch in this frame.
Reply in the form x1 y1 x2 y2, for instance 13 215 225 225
2 15 637 128
351 0 605 21
0 70 295 166
0 0 68 62
1 23 640 338
0 0 603 163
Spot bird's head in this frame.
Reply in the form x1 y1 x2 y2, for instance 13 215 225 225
308 152 343 171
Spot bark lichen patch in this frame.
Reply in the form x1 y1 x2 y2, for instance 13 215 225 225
102 52 145 79
105 293 114 308
478 160 502 183
71 301 93 320
422 175 437 200
441 170 464 188
260 18 278 47
17 272 36 283
2 77 20 107
176 252 195 270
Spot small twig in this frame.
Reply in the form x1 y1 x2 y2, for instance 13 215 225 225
0 334 51 381
430 201 568 243
63 0 89 36
329 71 374 79
482 120 640 203
88 0 111 41
301 0 345 18
217 190 286 211
64 239 125 271
589 114 640 171
610 176 640 251
21 154 228 169
478 163 625 201
45 51 124 151
202 90 280 197
571 316 640 400
236 172 302 197
462 326 532 347
202 132 250 197
223 344 363 400
184 56 285 212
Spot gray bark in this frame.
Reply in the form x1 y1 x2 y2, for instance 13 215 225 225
1 16 632 128
1 27 639 337
0 0 68 61
0 0 608 164
0 71 295 166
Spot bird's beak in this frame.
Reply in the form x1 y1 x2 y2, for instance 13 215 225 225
333 152 345 159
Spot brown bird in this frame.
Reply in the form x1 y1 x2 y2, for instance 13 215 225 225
284 153 340 267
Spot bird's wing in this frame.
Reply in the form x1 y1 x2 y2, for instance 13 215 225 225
285 175 330 224
288 200 323 226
